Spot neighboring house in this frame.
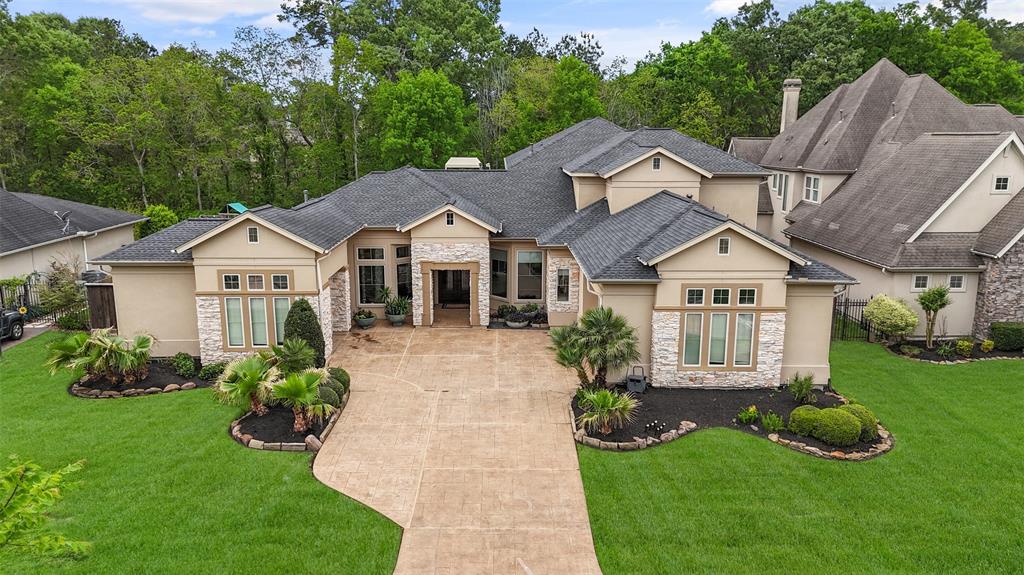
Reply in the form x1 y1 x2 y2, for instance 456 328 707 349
731 58 1024 339
0 189 145 278
92 118 854 387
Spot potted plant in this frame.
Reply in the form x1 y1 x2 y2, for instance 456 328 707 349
505 311 531 329
519 303 540 320
353 309 376 329
384 295 411 326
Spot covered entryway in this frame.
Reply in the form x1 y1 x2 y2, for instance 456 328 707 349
433 269 471 327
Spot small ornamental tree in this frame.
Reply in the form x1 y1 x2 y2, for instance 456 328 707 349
283 298 326 368
136 204 179 238
917 286 951 349
1 457 89 558
863 294 919 342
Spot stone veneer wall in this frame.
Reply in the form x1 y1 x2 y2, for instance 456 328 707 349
546 255 580 314
973 239 1024 338
314 289 334 359
329 269 351 333
650 311 786 388
411 242 490 326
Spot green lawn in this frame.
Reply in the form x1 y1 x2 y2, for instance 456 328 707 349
580 341 1024 574
0 332 401 574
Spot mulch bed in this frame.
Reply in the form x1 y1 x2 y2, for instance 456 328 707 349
70 360 211 398
237 406 330 445
572 386 885 455
887 342 1024 363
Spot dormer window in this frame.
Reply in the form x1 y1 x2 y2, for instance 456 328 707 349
993 175 1011 194
803 176 821 203
652 157 661 171
445 212 455 226
247 226 259 244
717 236 731 256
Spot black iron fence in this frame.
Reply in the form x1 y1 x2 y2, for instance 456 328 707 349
0 275 88 325
831 296 886 342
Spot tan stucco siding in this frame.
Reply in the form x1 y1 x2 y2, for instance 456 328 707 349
697 177 761 228
572 176 606 210
605 153 701 214
764 170 848 241
408 210 490 242
488 240 549 307
2 226 135 277
191 221 320 293
781 284 835 384
347 229 413 311
790 239 979 337
593 282 656 379
110 265 199 357
316 242 349 289
925 145 1024 233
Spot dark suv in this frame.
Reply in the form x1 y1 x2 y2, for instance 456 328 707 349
0 310 25 342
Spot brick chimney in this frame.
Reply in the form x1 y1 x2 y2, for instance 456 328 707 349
780 78 802 133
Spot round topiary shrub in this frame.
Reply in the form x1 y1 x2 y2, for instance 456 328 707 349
171 352 197 378
839 403 879 441
318 385 341 408
328 367 350 392
788 405 820 436
812 408 862 447
284 298 326 368
324 378 345 401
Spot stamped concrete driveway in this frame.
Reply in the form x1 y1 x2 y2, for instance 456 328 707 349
314 326 601 575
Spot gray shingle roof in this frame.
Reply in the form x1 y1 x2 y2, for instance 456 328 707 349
729 137 773 164
92 217 227 263
1 190 145 255
757 182 774 215
785 132 1010 268
759 59 1024 174
563 128 769 176
974 188 1024 257
893 233 983 269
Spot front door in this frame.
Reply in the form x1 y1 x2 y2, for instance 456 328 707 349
437 270 471 305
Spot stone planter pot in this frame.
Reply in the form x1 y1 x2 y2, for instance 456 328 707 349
505 319 529 329
386 313 406 326
355 316 377 329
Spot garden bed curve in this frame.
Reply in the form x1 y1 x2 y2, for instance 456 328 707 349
69 362 210 399
230 390 349 453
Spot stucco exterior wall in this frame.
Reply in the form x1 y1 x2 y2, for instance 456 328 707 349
973 239 1024 337
781 284 835 385
697 177 762 229
592 282 656 379
488 240 550 308
111 264 199 357
191 221 319 294
408 210 490 242
605 153 702 214
762 170 848 240
2 225 135 277
572 176 606 210
347 229 412 313
926 145 1024 234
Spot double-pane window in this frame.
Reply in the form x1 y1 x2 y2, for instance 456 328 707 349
517 251 543 300
734 313 754 366
225 297 244 347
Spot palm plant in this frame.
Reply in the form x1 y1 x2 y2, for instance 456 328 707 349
573 307 640 389
548 325 591 388
576 389 640 435
115 334 154 384
216 356 278 416
271 369 334 433
45 332 93 378
265 337 316 375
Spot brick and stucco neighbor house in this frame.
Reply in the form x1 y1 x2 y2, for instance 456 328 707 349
731 58 1024 339
92 118 854 387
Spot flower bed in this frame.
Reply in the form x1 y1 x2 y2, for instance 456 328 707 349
70 361 211 399
230 390 349 452
887 342 1024 364
572 387 893 460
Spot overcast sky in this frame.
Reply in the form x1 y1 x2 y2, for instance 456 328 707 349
9 0 1023 66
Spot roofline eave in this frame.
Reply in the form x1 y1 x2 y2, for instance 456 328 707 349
0 218 147 257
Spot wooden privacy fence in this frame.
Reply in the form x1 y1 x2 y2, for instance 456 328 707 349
86 281 117 330
831 295 886 342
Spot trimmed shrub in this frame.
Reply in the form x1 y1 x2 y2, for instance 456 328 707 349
838 403 879 441
496 304 517 318
936 341 956 359
991 322 1024 351
56 309 89 331
324 377 345 400
736 405 759 424
283 298 326 368
788 372 817 405
955 339 974 358
171 352 197 378
788 405 820 436
318 385 341 408
328 367 350 392
812 408 862 447
198 362 226 381
863 294 918 339
762 410 785 434
899 345 922 357
980 339 995 353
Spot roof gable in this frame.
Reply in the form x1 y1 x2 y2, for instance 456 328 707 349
174 211 328 254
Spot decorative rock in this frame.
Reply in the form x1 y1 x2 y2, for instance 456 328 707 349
145 387 162 395
659 430 677 442
830 451 847 460
305 435 323 451
680 421 697 431
768 433 779 442
281 443 306 452
88 389 102 397
263 443 282 451
750 425 759 431
248 439 264 449
878 428 890 439
805 447 823 456
181 382 197 390
163 383 181 392
240 434 253 446
100 390 121 398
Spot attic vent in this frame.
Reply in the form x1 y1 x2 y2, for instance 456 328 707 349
445 157 482 170
828 222 840 230
892 223 910 233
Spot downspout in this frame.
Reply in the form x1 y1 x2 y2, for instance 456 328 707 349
78 231 99 271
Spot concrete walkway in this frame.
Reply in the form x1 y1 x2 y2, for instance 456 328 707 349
314 326 601 575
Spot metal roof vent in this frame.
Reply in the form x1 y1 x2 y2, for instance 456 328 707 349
444 157 482 170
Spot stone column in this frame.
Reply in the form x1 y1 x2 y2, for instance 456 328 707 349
546 254 581 314
973 240 1024 338
329 269 351 333
411 242 490 326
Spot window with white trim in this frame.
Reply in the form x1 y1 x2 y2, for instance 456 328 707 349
948 274 965 291
803 175 821 202
652 157 661 171
247 226 259 244
771 173 780 196
358 265 385 304
517 250 543 300
247 274 264 291
712 288 730 306
993 175 1011 194
717 237 731 255
780 174 790 211
225 297 244 347
912 275 929 291
708 313 729 366
223 274 241 291
445 212 455 226
733 313 755 367
738 288 756 306
272 297 290 345
556 268 570 302
271 274 289 291
682 313 703 366
249 297 269 347
686 288 704 306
